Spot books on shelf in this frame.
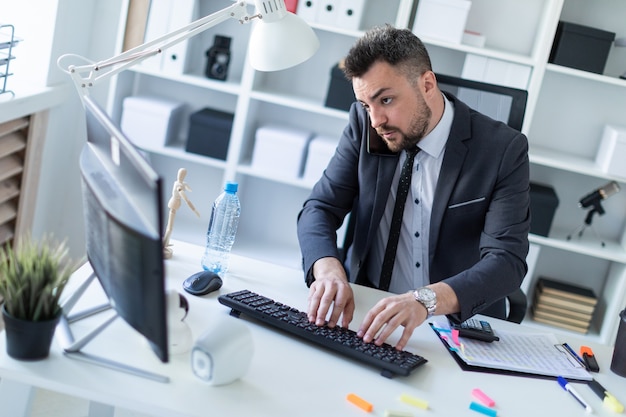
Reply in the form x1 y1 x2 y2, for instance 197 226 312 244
532 277 597 334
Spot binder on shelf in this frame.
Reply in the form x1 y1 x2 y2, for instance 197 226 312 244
296 0 321 23
123 0 151 52
316 1 339 26
161 0 197 75
284 0 299 13
142 0 171 71
335 0 365 30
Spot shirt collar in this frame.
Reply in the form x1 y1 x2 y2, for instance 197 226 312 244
417 93 453 159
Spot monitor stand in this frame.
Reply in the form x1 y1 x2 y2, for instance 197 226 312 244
56 271 170 383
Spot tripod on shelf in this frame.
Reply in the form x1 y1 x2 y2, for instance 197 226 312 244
566 181 620 248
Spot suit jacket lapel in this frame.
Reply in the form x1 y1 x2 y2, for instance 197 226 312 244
429 100 471 258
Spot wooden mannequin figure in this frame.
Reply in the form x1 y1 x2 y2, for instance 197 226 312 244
163 168 201 259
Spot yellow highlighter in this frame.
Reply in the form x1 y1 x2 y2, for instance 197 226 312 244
399 393 429 410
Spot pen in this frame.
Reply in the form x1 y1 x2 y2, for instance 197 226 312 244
588 379 624 413
557 376 593 414
562 343 589 370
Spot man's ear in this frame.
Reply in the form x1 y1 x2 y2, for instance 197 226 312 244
421 71 438 96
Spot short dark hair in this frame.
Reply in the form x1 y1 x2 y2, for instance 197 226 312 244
342 25 432 84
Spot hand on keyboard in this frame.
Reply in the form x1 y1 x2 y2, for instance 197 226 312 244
219 289 427 378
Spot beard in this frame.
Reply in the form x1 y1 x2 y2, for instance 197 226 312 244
377 93 432 153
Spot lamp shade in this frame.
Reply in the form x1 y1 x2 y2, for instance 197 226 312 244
248 1 319 71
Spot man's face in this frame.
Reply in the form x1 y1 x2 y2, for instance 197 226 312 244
353 61 433 153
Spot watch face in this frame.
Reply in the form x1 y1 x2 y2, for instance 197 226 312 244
418 287 436 303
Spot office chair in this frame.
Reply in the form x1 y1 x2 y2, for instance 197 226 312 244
502 287 528 324
340 212 528 324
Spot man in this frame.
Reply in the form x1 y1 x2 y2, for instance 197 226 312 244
297 25 530 351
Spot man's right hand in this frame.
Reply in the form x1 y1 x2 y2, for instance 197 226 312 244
307 257 355 329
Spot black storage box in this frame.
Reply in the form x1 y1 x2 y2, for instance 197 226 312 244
549 21 615 74
529 182 559 237
325 63 356 112
185 107 234 160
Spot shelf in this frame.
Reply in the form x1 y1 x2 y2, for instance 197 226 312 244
421 36 537 67
130 67 243 96
140 142 228 169
250 90 350 120
546 64 626 89
529 229 626 264
529 146 626 183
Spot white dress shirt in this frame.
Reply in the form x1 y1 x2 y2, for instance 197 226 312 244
367 94 454 293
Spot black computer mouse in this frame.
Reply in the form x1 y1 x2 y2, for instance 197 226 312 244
182 270 223 296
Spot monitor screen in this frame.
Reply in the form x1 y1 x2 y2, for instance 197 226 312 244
436 73 528 132
80 96 168 363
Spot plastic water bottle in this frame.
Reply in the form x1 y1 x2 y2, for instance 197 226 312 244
201 181 240 276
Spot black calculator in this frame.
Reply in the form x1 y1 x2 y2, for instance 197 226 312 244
451 318 500 342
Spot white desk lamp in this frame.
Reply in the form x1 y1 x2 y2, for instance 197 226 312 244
58 0 319 95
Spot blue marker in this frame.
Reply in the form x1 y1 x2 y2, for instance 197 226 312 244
557 376 593 413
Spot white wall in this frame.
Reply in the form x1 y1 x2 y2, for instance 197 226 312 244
1 0 58 88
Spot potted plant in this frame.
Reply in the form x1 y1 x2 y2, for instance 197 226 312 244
0 235 77 360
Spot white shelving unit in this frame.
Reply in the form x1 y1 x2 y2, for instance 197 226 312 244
103 0 626 345
105 0 415 270
524 0 626 345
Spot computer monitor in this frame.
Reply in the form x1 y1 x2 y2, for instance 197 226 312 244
58 95 169 381
435 73 528 132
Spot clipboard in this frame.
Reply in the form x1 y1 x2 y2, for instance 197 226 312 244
430 322 593 382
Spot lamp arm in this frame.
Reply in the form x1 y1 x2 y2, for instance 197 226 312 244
58 1 255 95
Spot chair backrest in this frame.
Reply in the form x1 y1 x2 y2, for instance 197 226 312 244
502 287 528 324
435 73 528 132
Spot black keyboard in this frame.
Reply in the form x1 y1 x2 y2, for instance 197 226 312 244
218 289 427 378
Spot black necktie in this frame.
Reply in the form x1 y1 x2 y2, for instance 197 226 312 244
379 147 419 291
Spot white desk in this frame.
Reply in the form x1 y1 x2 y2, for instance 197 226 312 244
0 241 625 417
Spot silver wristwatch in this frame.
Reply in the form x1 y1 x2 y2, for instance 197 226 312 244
413 287 437 318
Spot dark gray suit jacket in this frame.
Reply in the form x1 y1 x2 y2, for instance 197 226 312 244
297 93 530 321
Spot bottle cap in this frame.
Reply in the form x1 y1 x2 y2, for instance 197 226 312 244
224 182 238 193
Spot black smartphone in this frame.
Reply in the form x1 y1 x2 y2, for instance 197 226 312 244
450 318 500 343
366 121 397 156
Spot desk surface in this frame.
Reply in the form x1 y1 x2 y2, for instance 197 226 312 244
0 241 624 417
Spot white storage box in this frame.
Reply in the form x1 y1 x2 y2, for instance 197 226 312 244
413 0 471 44
121 96 185 150
251 125 313 179
303 135 337 183
596 125 626 179
462 54 531 90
